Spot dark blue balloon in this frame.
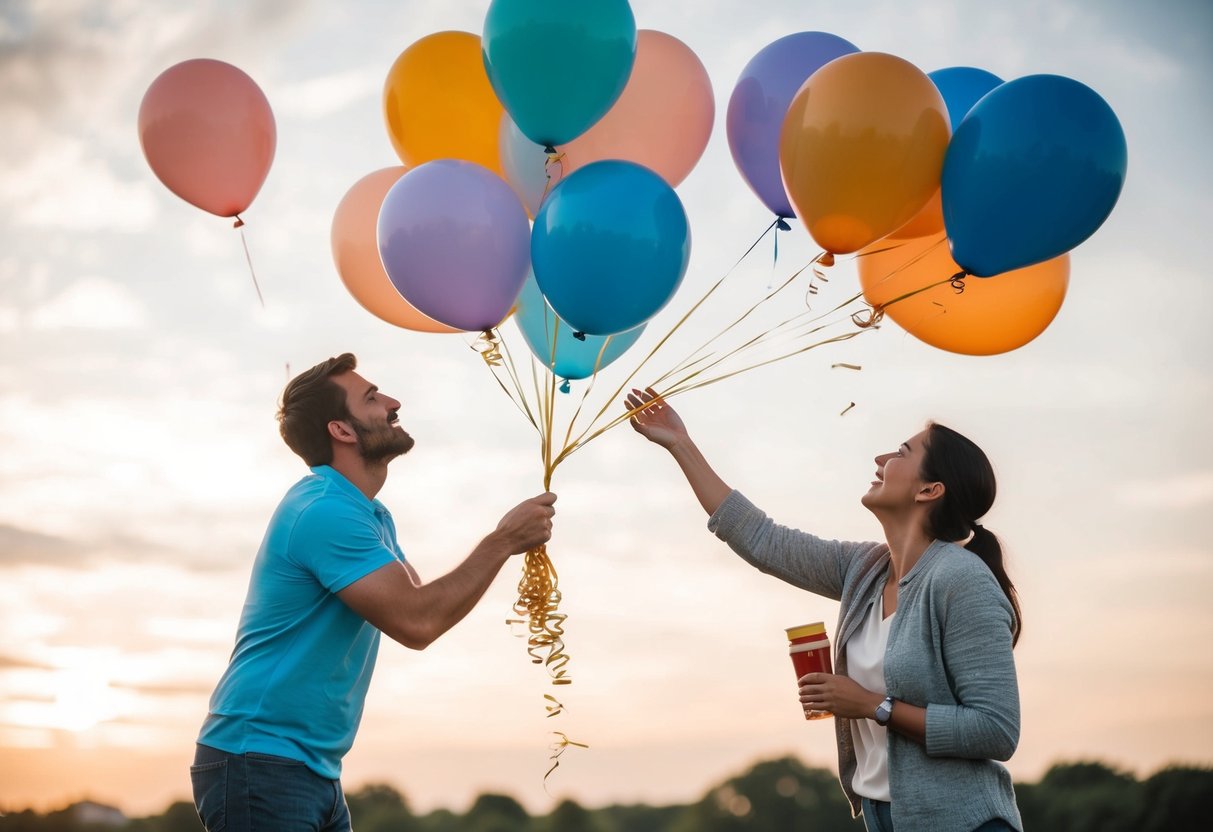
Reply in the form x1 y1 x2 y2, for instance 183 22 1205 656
928 66 1003 131
532 160 691 336
942 74 1127 277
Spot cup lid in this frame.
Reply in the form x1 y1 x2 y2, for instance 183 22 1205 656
785 622 826 640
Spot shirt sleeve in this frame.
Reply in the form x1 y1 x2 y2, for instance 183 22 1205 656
289 498 401 594
707 490 879 601
924 564 1021 761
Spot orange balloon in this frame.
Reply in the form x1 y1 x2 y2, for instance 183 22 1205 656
383 31 505 175
858 232 1069 355
779 52 950 254
138 59 276 218
561 30 714 187
884 188 944 241
331 168 462 334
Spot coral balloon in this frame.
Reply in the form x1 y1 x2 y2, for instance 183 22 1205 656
483 0 636 147
331 168 461 334
858 232 1069 355
560 30 714 187
138 59 275 218
943 74 1127 276
378 160 530 332
779 52 950 254
726 32 859 218
383 31 505 175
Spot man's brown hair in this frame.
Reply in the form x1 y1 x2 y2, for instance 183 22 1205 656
277 353 357 466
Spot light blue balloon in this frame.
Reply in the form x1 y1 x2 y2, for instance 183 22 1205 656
498 114 554 217
513 272 645 381
483 0 636 147
532 159 691 336
928 67 1003 131
942 74 1127 277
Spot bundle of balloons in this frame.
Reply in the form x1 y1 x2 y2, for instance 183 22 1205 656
137 0 1127 366
729 34 1126 355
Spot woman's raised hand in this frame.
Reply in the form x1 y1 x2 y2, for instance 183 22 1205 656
626 387 689 450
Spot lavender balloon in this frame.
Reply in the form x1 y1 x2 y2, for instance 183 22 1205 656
378 159 530 331
726 32 859 218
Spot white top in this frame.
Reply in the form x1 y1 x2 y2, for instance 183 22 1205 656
847 588 894 801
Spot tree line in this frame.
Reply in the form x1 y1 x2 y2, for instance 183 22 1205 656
1 756 1207 831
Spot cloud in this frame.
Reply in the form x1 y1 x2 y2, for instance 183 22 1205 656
26 275 148 330
274 67 380 120
0 524 88 567
0 654 55 671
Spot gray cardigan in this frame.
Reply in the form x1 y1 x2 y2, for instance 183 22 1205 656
709 491 1023 832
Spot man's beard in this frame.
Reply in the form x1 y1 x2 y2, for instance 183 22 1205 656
351 417 414 463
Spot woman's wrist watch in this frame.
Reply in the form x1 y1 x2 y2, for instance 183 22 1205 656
874 695 896 726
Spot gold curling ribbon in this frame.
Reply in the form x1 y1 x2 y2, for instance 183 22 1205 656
511 543 572 685
545 731 590 786
473 329 504 367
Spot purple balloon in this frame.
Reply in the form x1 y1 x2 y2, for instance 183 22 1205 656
378 159 530 331
726 32 859 218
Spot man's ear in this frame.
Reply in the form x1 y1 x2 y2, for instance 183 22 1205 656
328 420 358 445
916 481 945 504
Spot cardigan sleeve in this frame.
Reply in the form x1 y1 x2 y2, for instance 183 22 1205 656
924 564 1021 761
707 490 879 602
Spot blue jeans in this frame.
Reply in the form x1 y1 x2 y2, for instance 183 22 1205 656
191 744 351 832
861 798 1016 832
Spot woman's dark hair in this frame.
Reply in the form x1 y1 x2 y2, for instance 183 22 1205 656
920 422 1022 646
277 353 358 466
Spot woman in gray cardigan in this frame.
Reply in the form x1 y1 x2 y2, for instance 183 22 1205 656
626 388 1023 832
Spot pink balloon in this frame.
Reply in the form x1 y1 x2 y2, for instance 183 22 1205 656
561 30 714 186
138 59 276 218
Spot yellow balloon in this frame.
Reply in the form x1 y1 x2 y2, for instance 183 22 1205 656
383 31 505 175
779 52 950 254
858 232 1069 356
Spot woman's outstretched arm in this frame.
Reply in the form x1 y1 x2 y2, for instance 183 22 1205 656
627 387 732 516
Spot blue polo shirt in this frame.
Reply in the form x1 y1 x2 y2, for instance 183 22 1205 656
198 465 405 778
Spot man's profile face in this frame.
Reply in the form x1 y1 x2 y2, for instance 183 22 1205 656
331 371 414 463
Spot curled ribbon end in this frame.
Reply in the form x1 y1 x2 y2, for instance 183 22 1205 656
950 271 969 294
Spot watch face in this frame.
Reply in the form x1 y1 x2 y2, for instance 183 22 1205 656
876 698 893 725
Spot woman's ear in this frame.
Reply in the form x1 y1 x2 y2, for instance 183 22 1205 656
915 480 946 504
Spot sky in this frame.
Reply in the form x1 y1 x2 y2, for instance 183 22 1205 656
1 0 1211 818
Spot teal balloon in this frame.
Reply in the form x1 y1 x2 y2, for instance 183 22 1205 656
942 74 1127 277
513 272 644 381
482 0 636 147
532 159 691 336
928 67 1003 131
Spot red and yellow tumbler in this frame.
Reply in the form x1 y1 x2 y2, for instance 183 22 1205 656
786 622 833 720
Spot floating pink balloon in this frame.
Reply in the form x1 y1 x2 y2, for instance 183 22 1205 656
138 58 276 219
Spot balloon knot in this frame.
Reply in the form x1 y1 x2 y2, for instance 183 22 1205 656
775 218 792 232
818 252 835 268
232 215 245 229
559 379 571 394
572 331 586 341
543 144 557 155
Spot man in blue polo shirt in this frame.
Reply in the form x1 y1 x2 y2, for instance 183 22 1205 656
191 353 556 832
